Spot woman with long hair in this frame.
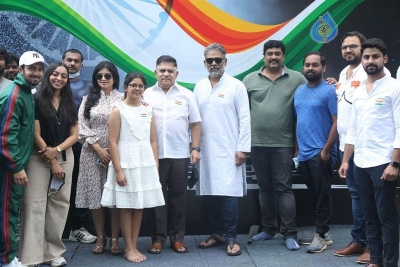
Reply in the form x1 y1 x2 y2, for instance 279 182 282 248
75 61 123 255
20 62 78 267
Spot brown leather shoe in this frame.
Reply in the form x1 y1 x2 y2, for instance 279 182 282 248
334 241 366 256
357 248 371 264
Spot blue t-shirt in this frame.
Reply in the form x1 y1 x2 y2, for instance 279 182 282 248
294 80 337 162
70 78 91 112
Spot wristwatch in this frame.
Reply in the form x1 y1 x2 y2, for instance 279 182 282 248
389 161 400 168
56 146 62 153
191 147 200 152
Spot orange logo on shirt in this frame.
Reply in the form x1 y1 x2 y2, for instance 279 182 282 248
351 81 360 88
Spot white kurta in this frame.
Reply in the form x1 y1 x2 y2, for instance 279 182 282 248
194 73 251 197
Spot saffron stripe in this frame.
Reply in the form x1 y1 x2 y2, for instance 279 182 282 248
0 86 20 170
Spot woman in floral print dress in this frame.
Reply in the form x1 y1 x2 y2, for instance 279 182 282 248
76 61 123 255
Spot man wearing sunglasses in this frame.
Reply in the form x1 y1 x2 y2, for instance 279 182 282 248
242 40 306 251
143 55 201 254
61 48 97 245
194 43 251 257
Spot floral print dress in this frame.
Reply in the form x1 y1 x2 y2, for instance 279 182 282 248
75 89 123 209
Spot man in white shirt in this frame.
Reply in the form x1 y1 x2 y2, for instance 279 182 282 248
334 31 370 263
143 55 201 254
194 43 251 256
339 38 400 267
0 46 12 93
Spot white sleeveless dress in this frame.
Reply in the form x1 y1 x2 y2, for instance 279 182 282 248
101 102 165 209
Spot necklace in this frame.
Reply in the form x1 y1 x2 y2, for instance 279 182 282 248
54 108 61 125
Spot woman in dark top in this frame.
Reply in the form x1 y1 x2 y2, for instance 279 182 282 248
20 62 78 267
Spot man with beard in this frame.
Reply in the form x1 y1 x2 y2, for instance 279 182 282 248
0 51 47 267
242 40 306 250
339 38 400 267
0 46 12 93
61 49 97 244
334 31 371 263
3 53 19 81
195 43 250 256
294 51 338 253
143 55 201 254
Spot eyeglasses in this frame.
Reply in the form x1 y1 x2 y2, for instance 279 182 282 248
341 44 360 50
95 73 112 80
157 68 176 74
205 57 224 64
129 83 145 89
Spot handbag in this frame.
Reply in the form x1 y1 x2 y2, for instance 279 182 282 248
187 165 199 189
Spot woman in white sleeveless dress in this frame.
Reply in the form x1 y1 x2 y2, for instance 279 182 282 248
101 72 164 262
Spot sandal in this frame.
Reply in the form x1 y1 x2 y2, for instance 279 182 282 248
171 241 188 253
226 239 241 256
92 235 107 254
110 237 122 256
148 241 163 254
198 234 225 249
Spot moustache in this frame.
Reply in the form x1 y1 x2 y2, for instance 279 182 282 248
269 59 279 63
366 64 377 68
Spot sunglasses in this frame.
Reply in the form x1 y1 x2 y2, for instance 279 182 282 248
205 57 224 64
95 73 112 80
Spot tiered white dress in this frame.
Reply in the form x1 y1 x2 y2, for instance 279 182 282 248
101 103 165 209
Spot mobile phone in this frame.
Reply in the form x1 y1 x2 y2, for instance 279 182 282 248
95 157 108 168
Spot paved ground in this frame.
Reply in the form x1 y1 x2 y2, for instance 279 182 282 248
51 225 400 267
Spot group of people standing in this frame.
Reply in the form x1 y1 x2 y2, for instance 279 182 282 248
0 30 398 267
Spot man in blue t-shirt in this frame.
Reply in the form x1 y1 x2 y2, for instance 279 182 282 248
62 49 96 244
294 51 338 254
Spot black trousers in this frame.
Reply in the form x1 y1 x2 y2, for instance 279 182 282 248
150 158 189 245
299 154 333 235
68 143 88 230
251 147 297 239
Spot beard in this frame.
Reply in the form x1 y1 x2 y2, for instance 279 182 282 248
364 64 384 75
208 66 224 78
345 54 361 65
0 67 4 76
304 71 323 82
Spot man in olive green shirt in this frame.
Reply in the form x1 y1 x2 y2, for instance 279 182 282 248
242 40 306 250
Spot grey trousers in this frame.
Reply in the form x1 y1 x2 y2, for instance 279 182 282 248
20 148 73 265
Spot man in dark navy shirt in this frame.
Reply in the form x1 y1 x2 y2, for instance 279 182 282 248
62 49 96 244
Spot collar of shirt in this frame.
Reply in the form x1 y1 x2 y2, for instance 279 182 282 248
100 88 119 96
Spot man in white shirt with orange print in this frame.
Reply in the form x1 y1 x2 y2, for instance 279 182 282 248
143 55 201 255
335 31 370 263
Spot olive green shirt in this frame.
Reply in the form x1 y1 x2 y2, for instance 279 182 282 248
242 66 306 147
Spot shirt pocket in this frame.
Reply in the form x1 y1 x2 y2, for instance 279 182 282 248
169 99 188 118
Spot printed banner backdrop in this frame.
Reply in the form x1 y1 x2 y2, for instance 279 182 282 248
0 0 399 89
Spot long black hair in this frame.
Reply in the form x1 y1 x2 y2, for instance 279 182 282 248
84 60 119 119
36 61 77 125
123 72 148 99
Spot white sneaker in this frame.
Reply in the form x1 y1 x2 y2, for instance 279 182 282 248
47 257 67 267
69 227 97 243
3 257 27 267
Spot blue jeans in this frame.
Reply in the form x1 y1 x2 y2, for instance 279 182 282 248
340 152 368 246
206 196 238 240
355 164 399 266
